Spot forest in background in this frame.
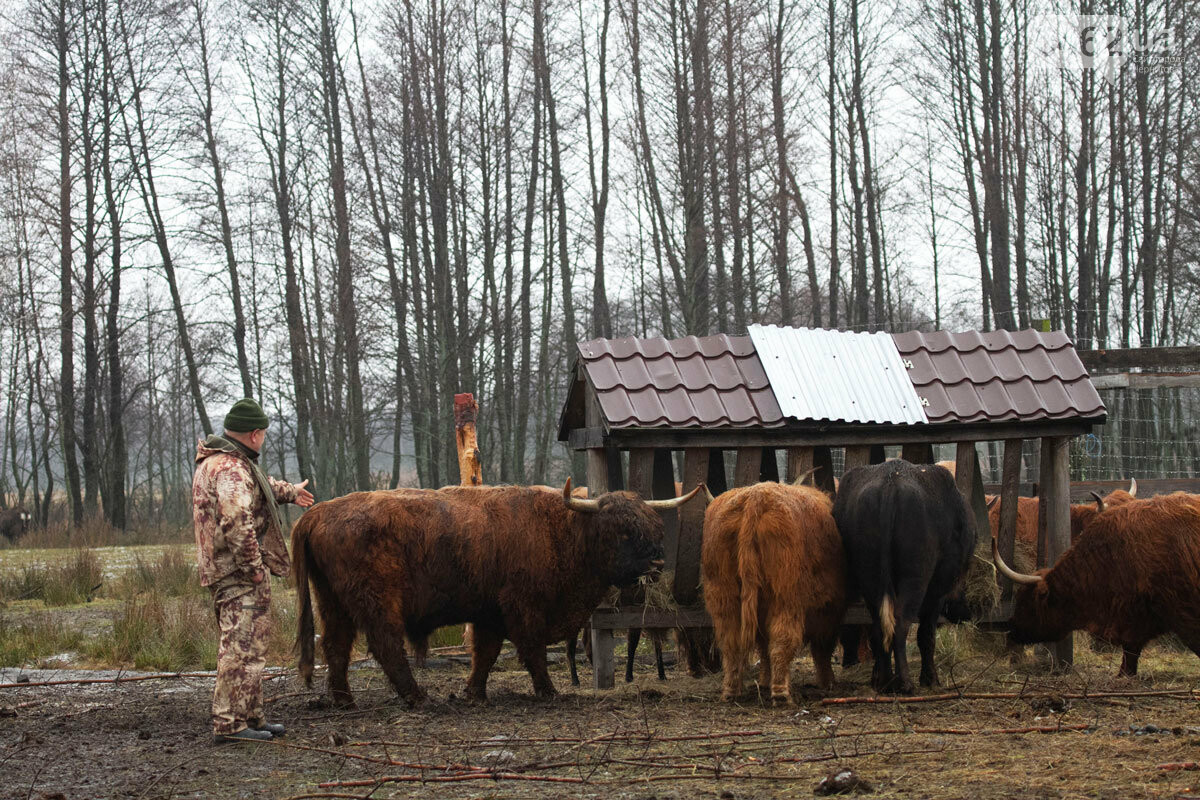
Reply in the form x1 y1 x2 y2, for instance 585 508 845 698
0 0 1196 530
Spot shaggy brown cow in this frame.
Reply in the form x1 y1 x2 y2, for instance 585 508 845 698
0 508 32 542
986 480 1138 570
994 491 1200 677
293 480 699 705
702 482 846 703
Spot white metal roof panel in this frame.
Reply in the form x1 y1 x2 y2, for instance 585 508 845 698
747 324 929 425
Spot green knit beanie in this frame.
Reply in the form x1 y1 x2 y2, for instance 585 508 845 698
224 398 270 432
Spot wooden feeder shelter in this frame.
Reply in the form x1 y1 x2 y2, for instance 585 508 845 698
558 325 1107 689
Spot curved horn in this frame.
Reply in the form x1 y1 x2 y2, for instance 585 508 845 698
562 478 600 513
792 467 820 487
992 538 1041 585
1129 478 1137 497
986 496 999 511
704 486 716 504
645 483 705 510
1090 490 1105 513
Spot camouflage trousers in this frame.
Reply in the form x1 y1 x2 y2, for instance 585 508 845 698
210 576 271 735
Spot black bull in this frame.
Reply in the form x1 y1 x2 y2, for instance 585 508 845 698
833 461 975 694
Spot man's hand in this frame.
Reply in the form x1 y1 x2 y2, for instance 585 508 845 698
294 478 315 508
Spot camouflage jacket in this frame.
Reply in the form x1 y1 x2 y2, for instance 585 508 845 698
192 436 299 586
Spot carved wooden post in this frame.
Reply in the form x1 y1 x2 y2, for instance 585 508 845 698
453 393 483 486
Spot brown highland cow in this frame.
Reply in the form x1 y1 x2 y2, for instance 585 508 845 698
292 480 699 705
995 491 1200 677
702 481 847 703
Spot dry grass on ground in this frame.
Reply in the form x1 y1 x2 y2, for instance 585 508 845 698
0 633 1198 799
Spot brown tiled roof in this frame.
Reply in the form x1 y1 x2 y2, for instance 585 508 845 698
892 329 1105 424
576 335 784 428
563 328 1105 433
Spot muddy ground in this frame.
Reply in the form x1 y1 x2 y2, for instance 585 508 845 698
1 635 1199 800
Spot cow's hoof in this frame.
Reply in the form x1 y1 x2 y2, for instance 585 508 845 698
919 672 939 688
770 694 791 707
463 690 489 705
720 692 736 702
896 680 915 695
330 693 356 709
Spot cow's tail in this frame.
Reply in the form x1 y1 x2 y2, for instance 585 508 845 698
877 484 899 652
736 494 765 655
292 514 316 688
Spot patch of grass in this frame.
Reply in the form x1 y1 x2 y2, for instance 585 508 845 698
87 591 218 671
110 548 201 599
0 565 49 602
0 612 85 667
4 518 191 550
0 550 103 606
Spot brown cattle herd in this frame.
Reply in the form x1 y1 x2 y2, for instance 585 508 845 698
288 461 1200 705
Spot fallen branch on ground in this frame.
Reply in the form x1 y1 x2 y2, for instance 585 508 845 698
1158 762 1200 771
319 773 585 787
821 689 1196 705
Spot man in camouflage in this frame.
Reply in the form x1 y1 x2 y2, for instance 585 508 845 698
193 398 314 742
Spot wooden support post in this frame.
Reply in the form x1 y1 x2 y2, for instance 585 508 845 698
673 448 710 606
997 439 1023 598
1038 436 1073 668
844 445 872 473
734 447 762 487
606 447 625 491
590 626 616 689
627 449 654 496
954 442 990 545
901 443 934 463
786 446 814 483
583 385 614 689
652 450 679 572
453 393 483 486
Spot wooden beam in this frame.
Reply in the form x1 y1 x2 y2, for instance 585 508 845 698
1089 372 1200 390
1066 477 1196 501
567 427 606 450
673 448 709 606
590 601 1017 631
1039 436 1073 668
996 439 1022 600
1077 345 1200 371
598 420 1096 450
